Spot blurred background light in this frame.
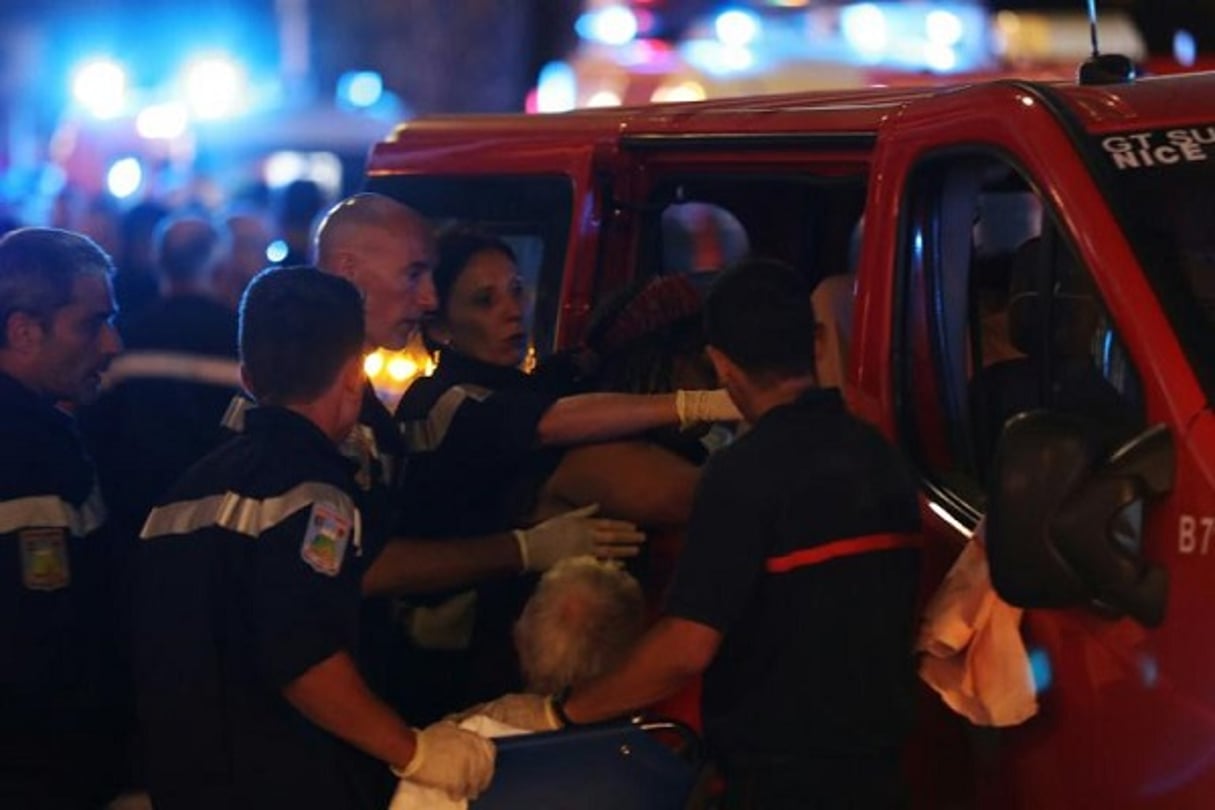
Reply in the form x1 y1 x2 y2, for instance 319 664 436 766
338 70 384 108
842 4 889 57
387 355 417 382
925 42 959 71
183 54 247 120
536 61 576 113
576 5 639 46
651 80 707 103
264 151 308 188
106 157 142 199
586 89 623 107
71 58 128 120
926 10 965 46
363 351 385 378
714 9 762 48
1174 29 1197 66
135 102 189 140
266 239 289 263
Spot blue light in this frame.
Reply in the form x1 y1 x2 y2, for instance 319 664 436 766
1028 647 1053 694
841 4 889 58
576 6 638 46
535 61 576 113
339 71 384 109
106 158 143 199
183 54 246 120
266 239 289 264
715 9 762 48
136 102 189 140
71 58 128 120
1174 30 1197 67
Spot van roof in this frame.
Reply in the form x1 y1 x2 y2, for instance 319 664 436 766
369 72 1215 170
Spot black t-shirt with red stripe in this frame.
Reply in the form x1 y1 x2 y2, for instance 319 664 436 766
664 387 921 765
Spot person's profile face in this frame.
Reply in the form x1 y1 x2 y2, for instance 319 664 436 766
353 223 437 350
32 273 121 403
434 249 527 368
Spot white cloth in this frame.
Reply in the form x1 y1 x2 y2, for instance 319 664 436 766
916 537 1038 727
389 715 528 810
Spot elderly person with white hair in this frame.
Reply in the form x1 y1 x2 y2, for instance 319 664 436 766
391 557 645 810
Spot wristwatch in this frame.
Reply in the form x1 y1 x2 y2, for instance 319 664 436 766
549 686 577 728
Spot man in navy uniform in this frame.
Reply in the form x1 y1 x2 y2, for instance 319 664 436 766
134 266 495 809
478 258 923 809
0 227 124 808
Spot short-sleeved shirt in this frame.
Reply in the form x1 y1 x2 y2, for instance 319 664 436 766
392 350 560 712
0 372 119 802
665 388 922 764
394 349 558 538
134 406 390 809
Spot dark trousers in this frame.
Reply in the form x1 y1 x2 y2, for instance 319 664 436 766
718 751 906 810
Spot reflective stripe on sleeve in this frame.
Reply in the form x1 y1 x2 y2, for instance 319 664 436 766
401 384 491 452
765 533 920 574
103 351 241 390
140 481 362 552
0 485 107 537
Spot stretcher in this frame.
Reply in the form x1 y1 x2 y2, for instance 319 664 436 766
473 718 701 809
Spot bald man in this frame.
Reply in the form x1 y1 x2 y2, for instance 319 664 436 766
215 195 642 711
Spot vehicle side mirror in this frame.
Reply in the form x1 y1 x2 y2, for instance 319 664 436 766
987 412 1172 627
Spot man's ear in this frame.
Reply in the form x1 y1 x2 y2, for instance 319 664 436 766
4 311 44 354
344 353 365 394
330 250 359 285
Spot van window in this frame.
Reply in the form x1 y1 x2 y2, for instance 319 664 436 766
635 174 867 293
364 174 573 356
895 153 1146 516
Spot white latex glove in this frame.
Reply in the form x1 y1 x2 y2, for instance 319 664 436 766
393 721 496 801
675 388 742 430
472 693 562 732
514 504 645 572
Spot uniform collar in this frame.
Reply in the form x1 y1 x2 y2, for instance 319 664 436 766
757 386 844 427
0 371 74 430
244 405 357 474
436 347 530 391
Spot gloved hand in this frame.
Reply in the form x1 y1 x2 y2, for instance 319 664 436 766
393 721 496 801
472 693 562 732
675 388 742 430
514 504 645 572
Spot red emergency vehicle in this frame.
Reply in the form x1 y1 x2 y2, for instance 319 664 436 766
365 71 1215 808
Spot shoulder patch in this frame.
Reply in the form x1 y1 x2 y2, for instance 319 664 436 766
300 502 351 576
20 527 70 591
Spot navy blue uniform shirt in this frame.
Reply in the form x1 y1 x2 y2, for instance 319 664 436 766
134 405 391 810
394 348 559 538
0 372 122 807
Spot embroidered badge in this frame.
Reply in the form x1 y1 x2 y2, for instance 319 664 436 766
300 502 351 576
20 528 71 591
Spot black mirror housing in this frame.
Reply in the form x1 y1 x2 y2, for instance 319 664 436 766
987 413 1172 627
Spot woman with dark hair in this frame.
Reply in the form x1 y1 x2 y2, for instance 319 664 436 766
391 229 738 721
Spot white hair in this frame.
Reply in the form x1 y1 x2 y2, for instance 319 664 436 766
514 556 645 694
